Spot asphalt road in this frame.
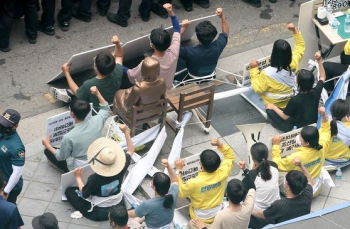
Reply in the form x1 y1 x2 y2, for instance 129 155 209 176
0 0 308 118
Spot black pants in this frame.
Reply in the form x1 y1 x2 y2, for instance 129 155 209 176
323 51 350 91
41 0 55 27
249 215 269 229
7 188 22 205
266 109 294 133
59 0 92 21
180 0 208 7
65 187 122 221
0 0 37 48
44 149 69 173
139 0 171 17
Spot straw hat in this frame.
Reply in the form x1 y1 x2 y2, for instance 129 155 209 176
87 137 126 177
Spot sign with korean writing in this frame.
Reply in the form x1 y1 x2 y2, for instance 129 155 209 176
170 153 201 183
324 0 350 10
242 56 271 87
268 124 316 158
46 107 92 146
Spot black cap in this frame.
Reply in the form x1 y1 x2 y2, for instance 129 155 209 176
0 109 21 128
32 212 59 229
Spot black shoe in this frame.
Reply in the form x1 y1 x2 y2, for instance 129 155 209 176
97 4 108 16
241 0 261 8
139 5 150 22
0 46 10 52
184 5 193 11
269 0 277 2
72 9 91 22
151 3 168 19
38 21 55 36
57 14 70 31
107 13 127 27
194 0 210 8
27 36 37 44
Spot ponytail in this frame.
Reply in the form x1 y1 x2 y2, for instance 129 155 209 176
314 144 323 151
163 194 174 209
251 143 272 181
330 99 349 137
259 159 272 182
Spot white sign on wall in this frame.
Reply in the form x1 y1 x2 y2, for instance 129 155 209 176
324 0 350 10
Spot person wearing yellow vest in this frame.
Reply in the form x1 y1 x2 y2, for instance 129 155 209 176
174 138 235 227
326 99 350 161
271 107 330 196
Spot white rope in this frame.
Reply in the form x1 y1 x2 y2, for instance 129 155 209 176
324 76 341 83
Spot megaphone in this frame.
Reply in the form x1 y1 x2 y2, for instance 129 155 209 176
237 123 266 169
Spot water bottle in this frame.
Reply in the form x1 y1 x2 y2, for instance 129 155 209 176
345 10 350 33
335 167 342 186
182 223 189 229
175 223 181 229
331 18 340 35
326 4 333 15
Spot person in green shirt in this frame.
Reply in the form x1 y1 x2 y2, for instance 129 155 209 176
50 35 123 113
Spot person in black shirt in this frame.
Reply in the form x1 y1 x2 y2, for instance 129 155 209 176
249 157 313 228
266 52 326 132
65 124 134 221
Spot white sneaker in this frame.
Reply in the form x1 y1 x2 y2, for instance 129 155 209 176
50 87 72 103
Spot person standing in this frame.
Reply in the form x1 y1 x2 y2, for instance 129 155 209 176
38 0 56 36
0 109 25 204
0 171 24 228
0 0 38 52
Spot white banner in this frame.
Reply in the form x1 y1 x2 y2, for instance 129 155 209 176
242 56 271 87
268 124 316 158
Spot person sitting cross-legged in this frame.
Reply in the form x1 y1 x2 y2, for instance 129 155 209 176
42 87 110 173
175 138 235 228
50 35 123 113
65 124 134 221
192 161 256 229
249 157 313 229
175 8 228 85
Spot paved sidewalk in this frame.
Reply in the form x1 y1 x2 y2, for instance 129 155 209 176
16 41 350 229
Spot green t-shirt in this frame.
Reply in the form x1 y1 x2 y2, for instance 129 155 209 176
76 64 123 110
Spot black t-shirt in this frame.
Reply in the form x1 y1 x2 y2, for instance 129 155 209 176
82 153 131 198
263 184 313 224
284 80 324 128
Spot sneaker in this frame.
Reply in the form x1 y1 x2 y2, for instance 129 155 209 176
184 5 193 12
139 5 150 22
241 0 261 8
194 0 210 8
107 13 128 27
72 9 91 22
97 4 108 16
180 0 193 12
269 0 277 2
38 21 55 36
57 14 70 31
151 3 168 19
27 36 37 44
50 87 72 103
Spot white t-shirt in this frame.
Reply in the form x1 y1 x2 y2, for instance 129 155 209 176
254 166 280 210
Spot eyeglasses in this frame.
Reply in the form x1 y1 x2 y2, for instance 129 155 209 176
88 147 114 166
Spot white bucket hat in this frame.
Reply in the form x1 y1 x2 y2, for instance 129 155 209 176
87 137 126 177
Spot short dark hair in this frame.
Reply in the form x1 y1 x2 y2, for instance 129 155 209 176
150 29 171 52
270 39 292 74
195 21 218 45
70 98 90 120
301 126 322 150
200 150 221 173
0 171 4 189
297 69 314 92
109 205 128 227
95 51 116 76
286 170 307 195
226 179 245 204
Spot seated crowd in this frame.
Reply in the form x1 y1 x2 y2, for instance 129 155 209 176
1 3 350 229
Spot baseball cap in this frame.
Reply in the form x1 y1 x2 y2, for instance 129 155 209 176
32 212 59 229
0 109 20 127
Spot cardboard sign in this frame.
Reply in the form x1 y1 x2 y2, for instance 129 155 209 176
268 124 316 158
324 0 350 10
60 164 94 200
46 107 92 146
242 56 271 87
170 153 201 183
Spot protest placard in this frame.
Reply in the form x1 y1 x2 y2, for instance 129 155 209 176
169 153 201 183
268 124 316 158
46 107 92 147
242 56 271 87
60 164 94 200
